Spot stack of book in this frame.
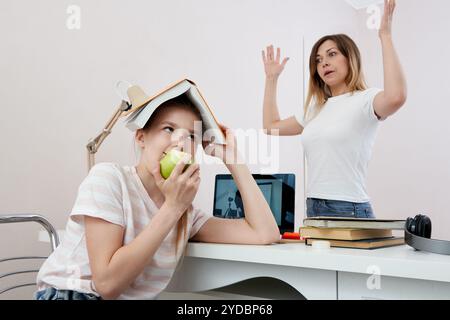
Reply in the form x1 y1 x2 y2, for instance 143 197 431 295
300 217 406 249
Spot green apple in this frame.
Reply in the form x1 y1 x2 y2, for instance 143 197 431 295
160 149 194 179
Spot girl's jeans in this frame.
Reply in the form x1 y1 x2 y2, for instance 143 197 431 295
34 287 101 300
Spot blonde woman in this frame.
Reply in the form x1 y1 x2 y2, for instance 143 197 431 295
35 95 280 300
262 0 406 218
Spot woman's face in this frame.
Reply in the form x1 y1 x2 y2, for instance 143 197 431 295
315 40 349 88
136 104 202 172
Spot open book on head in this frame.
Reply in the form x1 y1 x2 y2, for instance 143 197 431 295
121 79 226 145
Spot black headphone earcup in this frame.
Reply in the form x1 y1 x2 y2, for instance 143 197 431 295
415 215 424 237
406 214 433 239
414 214 432 238
422 215 432 239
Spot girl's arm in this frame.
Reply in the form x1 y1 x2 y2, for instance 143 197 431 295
373 0 408 119
85 203 182 300
86 158 200 300
262 46 304 136
192 126 280 245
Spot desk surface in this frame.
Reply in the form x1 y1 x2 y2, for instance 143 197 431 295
185 242 450 283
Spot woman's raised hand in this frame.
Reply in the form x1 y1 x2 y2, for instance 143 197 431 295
379 0 396 38
262 45 289 80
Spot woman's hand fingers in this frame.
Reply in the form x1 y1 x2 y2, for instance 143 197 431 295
387 0 392 20
390 0 396 17
270 45 274 60
281 57 289 68
384 0 395 20
380 0 395 36
383 0 389 21
262 45 289 78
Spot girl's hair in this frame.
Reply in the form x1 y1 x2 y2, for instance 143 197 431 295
304 34 367 121
139 95 203 259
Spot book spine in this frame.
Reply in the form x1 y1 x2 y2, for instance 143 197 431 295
303 221 404 230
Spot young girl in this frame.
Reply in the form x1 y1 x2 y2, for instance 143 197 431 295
35 95 280 300
262 0 406 219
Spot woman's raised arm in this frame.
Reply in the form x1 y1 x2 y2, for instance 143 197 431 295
262 45 304 136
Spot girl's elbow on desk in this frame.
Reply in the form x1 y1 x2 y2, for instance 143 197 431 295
250 219 281 245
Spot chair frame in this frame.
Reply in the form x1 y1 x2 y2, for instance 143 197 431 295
0 214 60 295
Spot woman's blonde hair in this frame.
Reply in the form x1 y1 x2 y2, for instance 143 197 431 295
139 95 203 259
304 34 367 121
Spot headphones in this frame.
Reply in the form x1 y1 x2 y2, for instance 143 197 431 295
405 214 450 255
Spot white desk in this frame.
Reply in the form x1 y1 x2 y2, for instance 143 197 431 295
166 242 450 300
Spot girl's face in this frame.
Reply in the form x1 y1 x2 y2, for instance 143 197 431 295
136 104 202 172
315 40 349 88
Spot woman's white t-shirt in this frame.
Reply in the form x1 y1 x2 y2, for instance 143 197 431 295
296 88 383 203
36 162 211 299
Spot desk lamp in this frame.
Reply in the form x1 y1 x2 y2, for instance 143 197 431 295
85 82 150 172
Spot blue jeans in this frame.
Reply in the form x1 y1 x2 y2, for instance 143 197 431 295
34 287 101 300
306 198 375 219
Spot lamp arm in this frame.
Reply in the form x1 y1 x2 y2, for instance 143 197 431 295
86 100 131 172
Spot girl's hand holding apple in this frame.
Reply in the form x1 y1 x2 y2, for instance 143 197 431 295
152 151 200 215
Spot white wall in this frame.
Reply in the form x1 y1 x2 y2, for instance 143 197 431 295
1 0 449 298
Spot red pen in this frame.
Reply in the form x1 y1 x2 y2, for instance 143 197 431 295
282 232 301 240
